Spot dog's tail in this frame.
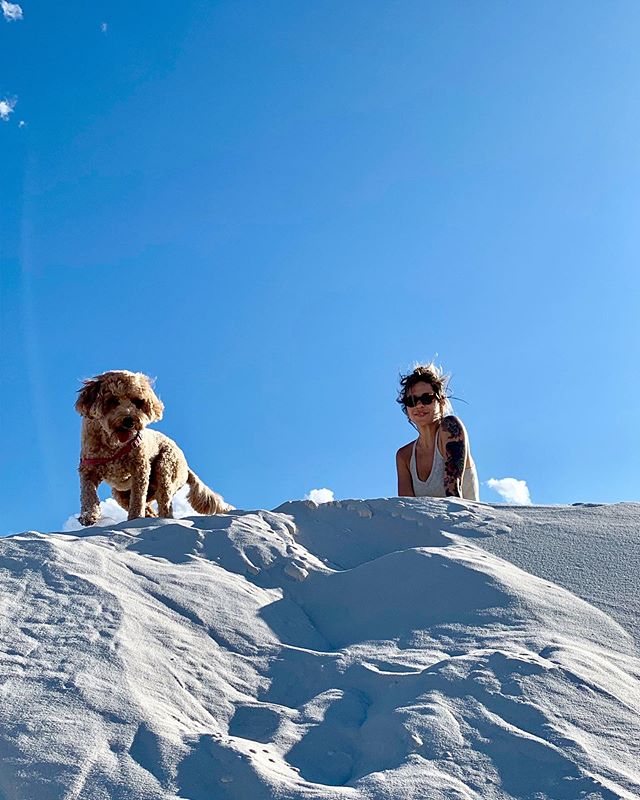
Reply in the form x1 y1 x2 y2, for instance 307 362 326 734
186 470 234 515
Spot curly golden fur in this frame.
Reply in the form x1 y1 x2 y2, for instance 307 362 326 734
75 370 233 526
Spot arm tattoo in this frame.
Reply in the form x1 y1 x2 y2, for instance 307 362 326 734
442 417 466 497
442 416 463 438
444 441 466 496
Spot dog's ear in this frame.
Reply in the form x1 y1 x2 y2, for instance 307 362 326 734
75 377 102 418
148 390 164 422
141 375 164 422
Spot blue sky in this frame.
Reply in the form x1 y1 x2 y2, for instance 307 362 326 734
1 1 639 534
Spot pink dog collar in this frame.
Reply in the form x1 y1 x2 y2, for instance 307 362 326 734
80 431 143 467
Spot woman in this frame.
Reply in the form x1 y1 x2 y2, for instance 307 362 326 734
396 363 479 500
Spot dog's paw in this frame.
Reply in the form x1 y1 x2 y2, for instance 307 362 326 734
78 510 100 526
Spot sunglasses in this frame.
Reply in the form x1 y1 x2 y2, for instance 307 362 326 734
404 392 438 408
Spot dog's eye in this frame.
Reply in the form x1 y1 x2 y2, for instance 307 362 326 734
105 396 119 410
132 398 145 410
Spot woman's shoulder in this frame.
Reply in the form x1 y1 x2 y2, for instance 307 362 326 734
396 440 416 462
439 415 467 439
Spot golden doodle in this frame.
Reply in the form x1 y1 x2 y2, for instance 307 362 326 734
76 370 233 525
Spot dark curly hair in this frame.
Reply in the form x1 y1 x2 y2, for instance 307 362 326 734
396 363 451 420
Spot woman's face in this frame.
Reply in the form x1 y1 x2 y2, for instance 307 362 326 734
404 380 440 425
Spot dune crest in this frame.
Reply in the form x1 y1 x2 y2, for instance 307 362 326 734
1 498 639 799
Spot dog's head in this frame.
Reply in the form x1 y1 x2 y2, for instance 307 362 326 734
75 370 164 442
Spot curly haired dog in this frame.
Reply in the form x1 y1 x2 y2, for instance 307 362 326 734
75 370 233 526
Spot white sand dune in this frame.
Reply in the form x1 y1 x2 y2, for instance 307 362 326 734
1 498 639 799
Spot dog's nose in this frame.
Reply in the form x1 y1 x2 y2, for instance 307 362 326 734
121 417 135 429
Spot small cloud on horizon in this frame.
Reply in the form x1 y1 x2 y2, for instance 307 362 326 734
0 98 16 121
63 498 126 531
305 488 335 505
1 1 22 21
486 477 532 505
63 486 198 531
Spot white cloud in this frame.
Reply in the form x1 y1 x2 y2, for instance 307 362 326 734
0 98 16 121
101 22 108 34
1 1 23 21
62 486 199 532
486 477 532 505
305 488 335 505
18 119 26 128
63 499 127 531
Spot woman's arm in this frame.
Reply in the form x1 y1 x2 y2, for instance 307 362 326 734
440 416 468 498
396 446 415 497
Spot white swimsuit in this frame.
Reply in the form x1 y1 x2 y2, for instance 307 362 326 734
409 429 479 500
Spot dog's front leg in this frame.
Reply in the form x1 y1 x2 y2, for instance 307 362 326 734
79 471 101 526
128 461 151 520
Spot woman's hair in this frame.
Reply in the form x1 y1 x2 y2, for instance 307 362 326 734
397 362 452 421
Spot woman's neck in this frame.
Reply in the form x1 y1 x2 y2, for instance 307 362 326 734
415 418 440 447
